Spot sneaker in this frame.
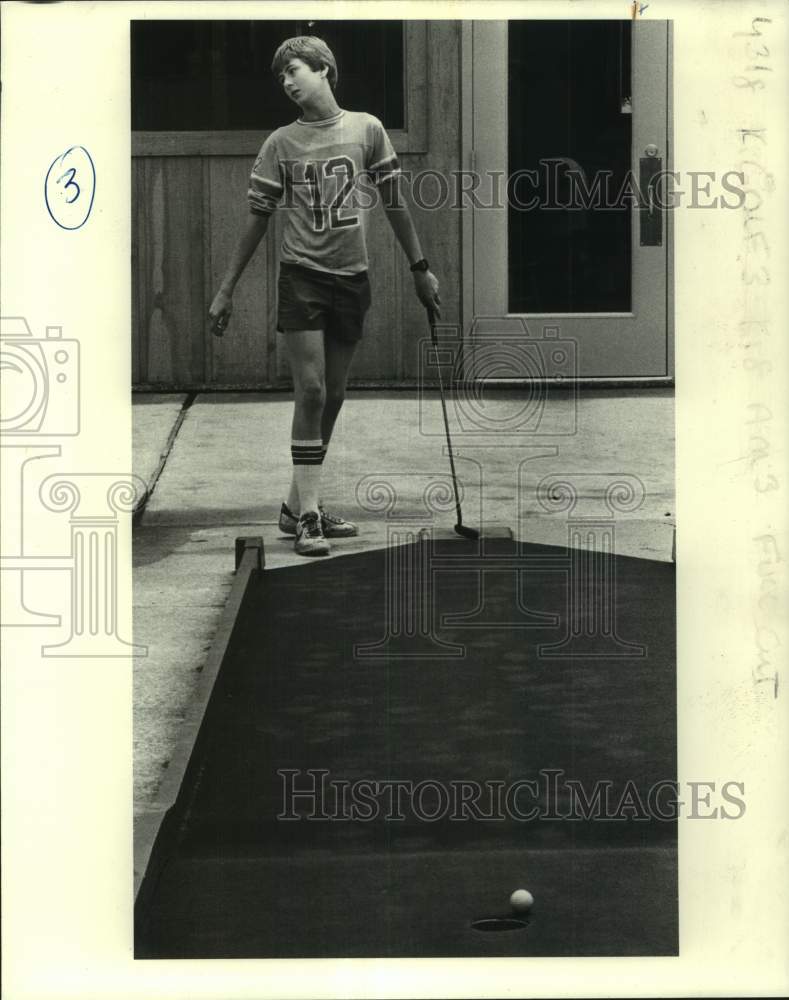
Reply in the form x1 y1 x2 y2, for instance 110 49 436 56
279 502 358 539
317 506 358 538
294 511 330 557
279 502 300 535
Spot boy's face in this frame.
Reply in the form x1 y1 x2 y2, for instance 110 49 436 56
278 57 328 106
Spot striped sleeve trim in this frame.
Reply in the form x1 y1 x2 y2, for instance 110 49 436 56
250 173 284 191
247 193 277 216
247 183 281 216
368 153 401 186
248 167 284 216
375 167 402 186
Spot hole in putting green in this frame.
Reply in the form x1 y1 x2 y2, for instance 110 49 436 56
471 917 529 933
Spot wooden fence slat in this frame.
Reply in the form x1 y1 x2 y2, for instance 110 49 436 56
133 157 205 384
206 157 270 385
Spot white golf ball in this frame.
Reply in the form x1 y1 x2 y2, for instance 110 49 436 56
510 889 534 912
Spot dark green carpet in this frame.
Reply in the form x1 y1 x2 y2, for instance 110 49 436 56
137 537 677 958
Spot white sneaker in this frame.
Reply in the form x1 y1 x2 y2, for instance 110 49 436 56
317 505 358 538
295 511 330 557
280 502 358 538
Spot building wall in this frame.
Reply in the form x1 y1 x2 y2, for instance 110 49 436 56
132 22 461 389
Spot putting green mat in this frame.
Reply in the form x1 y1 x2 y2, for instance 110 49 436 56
137 537 677 957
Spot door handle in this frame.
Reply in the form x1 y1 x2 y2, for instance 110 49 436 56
640 156 663 246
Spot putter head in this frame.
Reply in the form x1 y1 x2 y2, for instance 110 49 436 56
454 523 480 540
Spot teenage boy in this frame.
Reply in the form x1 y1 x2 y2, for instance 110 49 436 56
208 35 441 556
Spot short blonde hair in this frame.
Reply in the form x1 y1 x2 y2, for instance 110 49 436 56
271 36 338 90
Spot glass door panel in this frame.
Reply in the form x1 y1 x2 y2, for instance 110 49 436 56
508 21 632 314
469 20 671 379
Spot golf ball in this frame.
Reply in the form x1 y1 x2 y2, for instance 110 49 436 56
510 889 534 912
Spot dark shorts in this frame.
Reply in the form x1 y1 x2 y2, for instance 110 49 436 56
277 262 372 343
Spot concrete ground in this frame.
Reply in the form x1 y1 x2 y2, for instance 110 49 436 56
133 389 674 817
131 393 187 510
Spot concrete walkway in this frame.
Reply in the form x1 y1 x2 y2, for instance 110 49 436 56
133 389 674 814
131 393 187 511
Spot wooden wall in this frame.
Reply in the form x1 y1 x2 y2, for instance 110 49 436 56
132 22 461 389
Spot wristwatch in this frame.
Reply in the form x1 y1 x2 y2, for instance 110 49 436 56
410 258 430 273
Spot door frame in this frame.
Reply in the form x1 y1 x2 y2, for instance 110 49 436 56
460 19 674 385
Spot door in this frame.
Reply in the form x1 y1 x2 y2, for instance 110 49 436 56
466 20 671 379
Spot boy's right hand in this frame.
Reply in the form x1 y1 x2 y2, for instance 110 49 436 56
209 290 233 337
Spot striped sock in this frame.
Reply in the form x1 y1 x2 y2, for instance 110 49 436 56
291 439 324 515
291 440 324 466
316 443 328 507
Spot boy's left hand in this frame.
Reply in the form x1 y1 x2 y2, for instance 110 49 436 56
413 270 441 319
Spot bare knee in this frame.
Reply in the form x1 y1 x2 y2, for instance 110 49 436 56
295 377 326 413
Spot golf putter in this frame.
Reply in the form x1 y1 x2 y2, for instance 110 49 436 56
428 307 480 540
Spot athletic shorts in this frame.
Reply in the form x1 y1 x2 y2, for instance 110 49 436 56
277 262 372 343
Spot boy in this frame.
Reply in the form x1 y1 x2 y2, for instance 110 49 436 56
208 35 441 556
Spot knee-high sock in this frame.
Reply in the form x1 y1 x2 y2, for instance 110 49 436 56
288 442 329 513
290 439 323 516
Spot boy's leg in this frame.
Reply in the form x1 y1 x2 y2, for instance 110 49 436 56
282 329 326 517
322 335 360 451
280 270 367 536
284 335 357 509
315 271 368 533
316 333 361 536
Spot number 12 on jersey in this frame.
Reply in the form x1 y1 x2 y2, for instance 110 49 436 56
304 156 360 233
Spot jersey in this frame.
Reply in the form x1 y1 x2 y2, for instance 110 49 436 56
247 110 400 276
